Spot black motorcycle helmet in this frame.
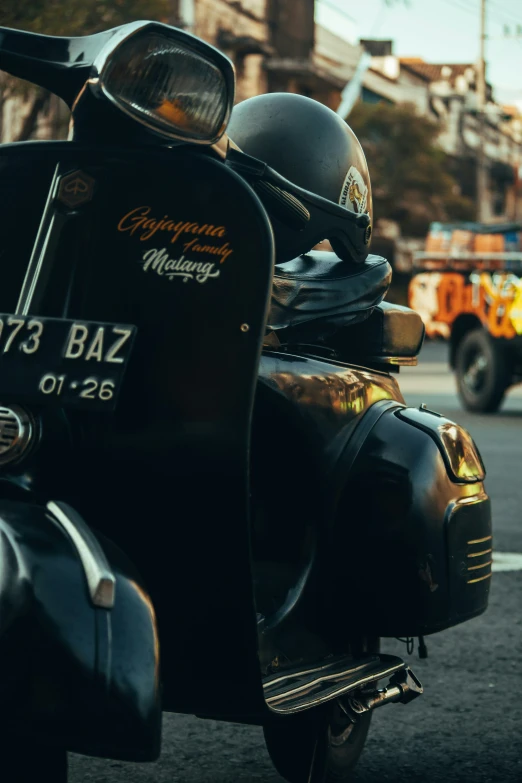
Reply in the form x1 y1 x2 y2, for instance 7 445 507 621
226 93 373 263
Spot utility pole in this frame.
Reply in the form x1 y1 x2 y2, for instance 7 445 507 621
476 0 488 222
336 50 372 119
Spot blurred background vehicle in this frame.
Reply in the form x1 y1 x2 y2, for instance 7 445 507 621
409 220 522 412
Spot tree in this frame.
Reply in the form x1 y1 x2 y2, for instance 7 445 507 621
0 0 173 141
347 101 475 236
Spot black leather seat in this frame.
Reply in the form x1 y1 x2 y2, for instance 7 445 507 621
264 251 424 362
266 251 392 343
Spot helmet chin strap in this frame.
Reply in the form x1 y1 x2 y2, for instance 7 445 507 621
224 146 371 264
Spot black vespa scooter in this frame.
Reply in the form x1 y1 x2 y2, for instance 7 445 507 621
0 21 491 783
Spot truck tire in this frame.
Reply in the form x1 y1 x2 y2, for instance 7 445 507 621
455 328 511 413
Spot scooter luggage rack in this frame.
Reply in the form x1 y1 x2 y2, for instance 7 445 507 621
263 653 408 714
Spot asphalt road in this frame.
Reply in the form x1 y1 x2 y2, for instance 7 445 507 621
70 341 522 783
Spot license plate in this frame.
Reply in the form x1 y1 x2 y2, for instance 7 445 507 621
0 315 137 411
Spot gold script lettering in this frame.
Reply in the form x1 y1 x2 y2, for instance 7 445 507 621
118 206 228 247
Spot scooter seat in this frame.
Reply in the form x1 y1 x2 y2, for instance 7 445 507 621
266 251 392 340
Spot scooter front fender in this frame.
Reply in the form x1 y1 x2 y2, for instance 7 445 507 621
0 498 161 761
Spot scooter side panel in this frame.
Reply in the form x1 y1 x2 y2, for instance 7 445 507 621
254 351 405 514
251 353 405 646
0 499 161 760
257 351 404 458
325 406 491 637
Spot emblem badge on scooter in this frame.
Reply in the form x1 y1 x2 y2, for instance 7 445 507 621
57 170 95 208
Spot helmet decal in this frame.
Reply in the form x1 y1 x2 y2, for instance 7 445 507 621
339 166 368 214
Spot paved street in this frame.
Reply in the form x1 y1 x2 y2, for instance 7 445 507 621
71 341 522 783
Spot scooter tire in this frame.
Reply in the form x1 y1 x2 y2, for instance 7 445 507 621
263 702 372 783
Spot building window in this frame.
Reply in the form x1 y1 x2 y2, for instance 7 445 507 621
361 88 392 105
492 186 506 217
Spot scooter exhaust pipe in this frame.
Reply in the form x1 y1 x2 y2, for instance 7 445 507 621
345 668 423 715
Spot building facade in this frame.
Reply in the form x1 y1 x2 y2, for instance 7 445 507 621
400 58 522 223
182 0 343 107
2 0 522 225
178 0 272 102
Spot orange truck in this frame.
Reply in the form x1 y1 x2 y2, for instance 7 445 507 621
408 221 522 412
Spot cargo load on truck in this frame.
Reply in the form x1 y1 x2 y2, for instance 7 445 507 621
413 221 522 273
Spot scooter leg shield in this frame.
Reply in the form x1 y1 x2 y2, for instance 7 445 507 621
0 499 161 761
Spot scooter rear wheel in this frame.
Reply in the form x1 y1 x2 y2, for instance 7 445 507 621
263 700 372 783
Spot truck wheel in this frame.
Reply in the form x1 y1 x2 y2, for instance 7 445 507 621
455 328 511 413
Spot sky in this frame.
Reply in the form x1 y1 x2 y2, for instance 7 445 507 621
315 0 522 107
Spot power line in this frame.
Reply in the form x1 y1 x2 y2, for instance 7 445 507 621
437 0 475 15
320 0 522 31
317 0 357 23
438 0 479 17
448 0 481 11
441 0 522 29
487 0 522 27
439 0 522 46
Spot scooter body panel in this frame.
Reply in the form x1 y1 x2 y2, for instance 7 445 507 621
0 499 161 761
0 142 274 719
325 404 491 638
257 349 404 468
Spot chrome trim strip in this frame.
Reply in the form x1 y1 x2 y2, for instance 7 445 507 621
264 658 406 715
47 500 116 609
16 164 60 316
456 491 488 506
467 572 492 585
468 535 492 545
468 560 493 571
264 659 371 691
367 355 418 366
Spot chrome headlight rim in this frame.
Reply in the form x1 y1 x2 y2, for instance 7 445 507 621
89 20 235 145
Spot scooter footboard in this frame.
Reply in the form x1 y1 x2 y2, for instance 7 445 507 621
328 404 491 637
0 499 161 761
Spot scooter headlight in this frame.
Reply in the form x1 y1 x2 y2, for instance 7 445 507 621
94 23 234 144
